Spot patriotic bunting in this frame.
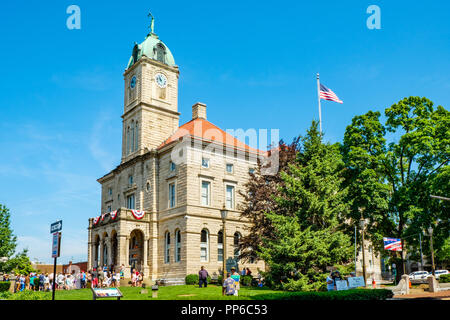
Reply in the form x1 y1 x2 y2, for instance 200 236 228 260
93 216 100 225
101 213 107 221
131 210 145 220
110 210 118 220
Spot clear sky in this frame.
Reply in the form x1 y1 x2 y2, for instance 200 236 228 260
0 1 449 264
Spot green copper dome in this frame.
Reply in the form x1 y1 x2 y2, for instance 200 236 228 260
127 33 176 69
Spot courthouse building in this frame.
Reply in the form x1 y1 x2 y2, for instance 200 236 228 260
87 23 265 283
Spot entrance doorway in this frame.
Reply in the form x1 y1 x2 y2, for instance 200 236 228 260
129 229 144 274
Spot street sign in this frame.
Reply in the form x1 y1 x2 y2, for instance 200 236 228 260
50 220 63 233
51 232 61 258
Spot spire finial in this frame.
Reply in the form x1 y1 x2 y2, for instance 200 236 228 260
148 11 155 34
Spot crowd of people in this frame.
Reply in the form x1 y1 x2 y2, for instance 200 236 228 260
7 271 88 292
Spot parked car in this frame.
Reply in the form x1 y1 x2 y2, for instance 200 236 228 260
409 271 430 280
434 270 449 279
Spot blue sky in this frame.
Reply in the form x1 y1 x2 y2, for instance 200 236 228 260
0 1 449 264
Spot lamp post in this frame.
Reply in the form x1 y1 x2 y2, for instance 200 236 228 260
220 206 228 282
359 216 367 287
428 227 435 276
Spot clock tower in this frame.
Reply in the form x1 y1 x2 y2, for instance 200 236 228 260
121 27 180 163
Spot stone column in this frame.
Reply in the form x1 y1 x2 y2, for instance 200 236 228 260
99 241 104 269
142 237 149 281
87 241 93 271
107 238 113 267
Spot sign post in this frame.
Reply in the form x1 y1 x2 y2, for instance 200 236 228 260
50 220 62 301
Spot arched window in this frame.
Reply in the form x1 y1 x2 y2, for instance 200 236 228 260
233 232 241 262
200 229 209 262
156 44 166 64
126 127 130 155
217 230 224 262
134 122 139 151
175 230 181 262
131 121 135 153
164 232 170 264
132 44 139 65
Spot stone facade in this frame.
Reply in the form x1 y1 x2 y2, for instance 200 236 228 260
87 29 265 284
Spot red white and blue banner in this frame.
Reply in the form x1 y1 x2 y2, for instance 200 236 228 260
101 213 107 221
110 210 118 220
131 210 145 220
383 237 402 251
93 216 100 225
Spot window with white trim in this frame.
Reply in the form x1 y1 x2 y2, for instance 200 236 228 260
175 230 181 262
201 181 211 206
164 232 170 264
226 185 235 209
200 229 209 262
226 163 233 173
169 183 176 208
217 230 224 262
126 194 135 209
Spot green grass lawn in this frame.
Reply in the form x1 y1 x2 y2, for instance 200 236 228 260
4 285 280 300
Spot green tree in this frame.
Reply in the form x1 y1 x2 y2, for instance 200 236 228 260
0 204 17 272
238 137 301 262
342 97 450 276
4 249 36 275
259 121 353 291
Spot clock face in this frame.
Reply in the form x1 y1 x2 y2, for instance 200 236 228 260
130 76 137 89
155 73 167 88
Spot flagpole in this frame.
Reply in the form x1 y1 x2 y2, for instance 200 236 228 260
316 73 322 133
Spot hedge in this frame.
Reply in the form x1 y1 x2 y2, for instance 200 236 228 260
438 274 450 283
251 289 394 301
0 282 10 292
185 274 211 285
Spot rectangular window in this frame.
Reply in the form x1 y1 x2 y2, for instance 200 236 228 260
226 185 235 209
126 194 135 209
108 188 112 196
218 243 223 262
202 158 209 168
128 175 133 185
107 206 112 213
170 161 176 172
169 183 176 208
249 168 255 174
200 247 207 262
201 181 210 206
226 163 233 173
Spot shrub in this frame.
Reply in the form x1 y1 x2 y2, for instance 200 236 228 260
251 289 393 301
185 274 211 285
240 275 253 286
438 274 450 283
0 282 10 292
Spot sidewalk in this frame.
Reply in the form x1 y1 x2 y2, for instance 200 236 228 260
393 291 450 300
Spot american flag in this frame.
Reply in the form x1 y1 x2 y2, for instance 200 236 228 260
383 237 402 251
319 83 343 103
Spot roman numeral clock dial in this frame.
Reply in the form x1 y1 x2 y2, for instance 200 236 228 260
155 73 167 88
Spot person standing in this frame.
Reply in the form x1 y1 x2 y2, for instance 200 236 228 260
198 266 209 288
44 273 50 291
230 267 240 296
80 270 86 289
326 271 335 291
222 272 236 296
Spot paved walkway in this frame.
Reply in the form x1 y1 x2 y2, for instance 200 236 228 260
394 291 450 300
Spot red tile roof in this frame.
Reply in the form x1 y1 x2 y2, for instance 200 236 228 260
158 118 263 154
